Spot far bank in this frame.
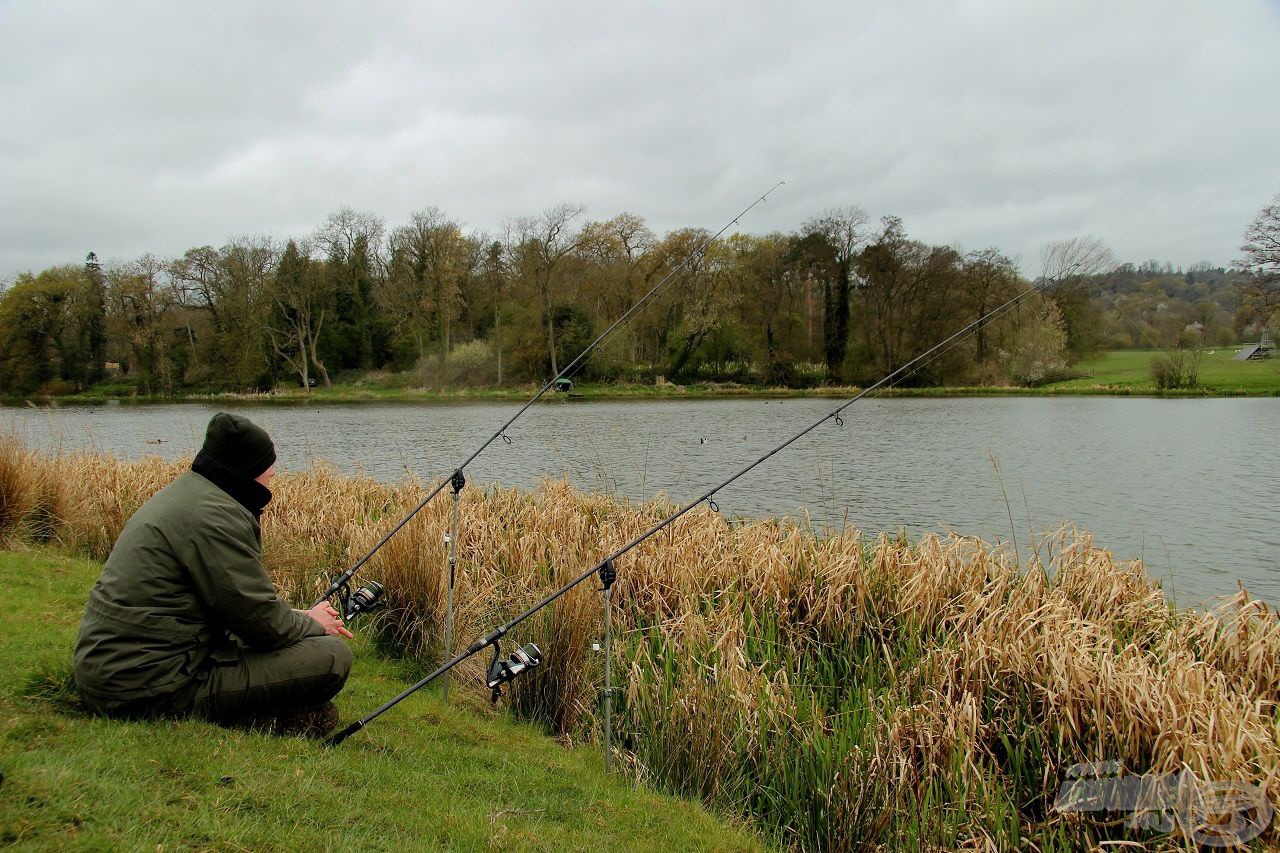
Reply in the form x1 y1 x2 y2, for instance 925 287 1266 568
5 349 1279 406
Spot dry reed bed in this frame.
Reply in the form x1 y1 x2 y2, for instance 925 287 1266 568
2 432 1276 849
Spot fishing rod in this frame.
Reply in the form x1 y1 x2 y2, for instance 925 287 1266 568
324 268 1063 747
312 182 786 612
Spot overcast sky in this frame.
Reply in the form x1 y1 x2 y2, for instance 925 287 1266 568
2 0 1278 281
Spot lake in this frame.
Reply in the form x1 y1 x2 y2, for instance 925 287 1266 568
3 396 1276 608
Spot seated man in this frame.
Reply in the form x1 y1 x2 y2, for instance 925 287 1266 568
73 412 352 736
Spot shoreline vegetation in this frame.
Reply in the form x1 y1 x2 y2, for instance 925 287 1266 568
4 349 1280 406
6 214 1272 415
2 436 1276 849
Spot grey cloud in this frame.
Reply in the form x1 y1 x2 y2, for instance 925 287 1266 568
2 0 1278 280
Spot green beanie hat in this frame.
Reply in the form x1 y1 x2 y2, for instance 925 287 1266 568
201 413 276 479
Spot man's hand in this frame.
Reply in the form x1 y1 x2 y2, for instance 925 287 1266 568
305 602 354 639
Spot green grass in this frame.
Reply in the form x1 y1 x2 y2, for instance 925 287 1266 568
1043 348 1280 395
0 549 765 852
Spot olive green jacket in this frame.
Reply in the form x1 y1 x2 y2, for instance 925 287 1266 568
73 471 322 707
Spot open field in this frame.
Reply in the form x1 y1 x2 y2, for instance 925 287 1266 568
2 436 1278 849
0 548 764 851
1044 348 1280 395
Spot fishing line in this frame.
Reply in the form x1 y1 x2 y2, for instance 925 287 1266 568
324 270 1064 746
711 280 1048 528
553 233 723 387
781 284 1054 530
874 277 1053 393
313 182 785 608
1026 250 1198 386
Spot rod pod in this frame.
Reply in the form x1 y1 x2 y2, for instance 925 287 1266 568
443 468 465 702
598 559 617 772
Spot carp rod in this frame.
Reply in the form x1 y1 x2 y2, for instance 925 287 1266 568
324 265 1065 747
312 182 786 611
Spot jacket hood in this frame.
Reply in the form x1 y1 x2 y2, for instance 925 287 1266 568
192 449 272 519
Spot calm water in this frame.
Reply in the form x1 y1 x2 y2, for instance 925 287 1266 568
3 397 1276 607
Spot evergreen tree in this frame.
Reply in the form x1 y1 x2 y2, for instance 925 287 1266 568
84 252 107 382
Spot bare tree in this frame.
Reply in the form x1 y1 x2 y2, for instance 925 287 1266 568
382 208 477 387
264 240 329 390
169 246 225 328
575 212 660 366
168 236 277 384
166 244 218 371
474 239 508 384
961 248 1022 363
1237 192 1280 328
578 213 658 315
505 202 587 376
1039 236 1117 356
313 207 385 261
734 233 799 383
105 254 178 393
218 236 278 384
1040 236 1116 284
658 229 743 379
852 216 964 378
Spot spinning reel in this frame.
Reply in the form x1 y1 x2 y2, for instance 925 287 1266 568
485 641 543 703
330 576 387 621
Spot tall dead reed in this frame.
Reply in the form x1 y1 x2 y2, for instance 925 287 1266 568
5 436 1276 850
0 431 36 544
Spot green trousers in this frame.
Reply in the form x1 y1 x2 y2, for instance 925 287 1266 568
84 635 352 721
189 635 353 720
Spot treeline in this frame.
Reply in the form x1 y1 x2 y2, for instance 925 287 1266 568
0 204 1259 396
1089 261 1255 350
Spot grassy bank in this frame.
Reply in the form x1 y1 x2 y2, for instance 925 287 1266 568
5 348 1278 406
0 553 764 851
1042 348 1280 395
2 438 1278 849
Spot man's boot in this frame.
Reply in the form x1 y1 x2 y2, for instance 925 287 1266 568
271 701 340 738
